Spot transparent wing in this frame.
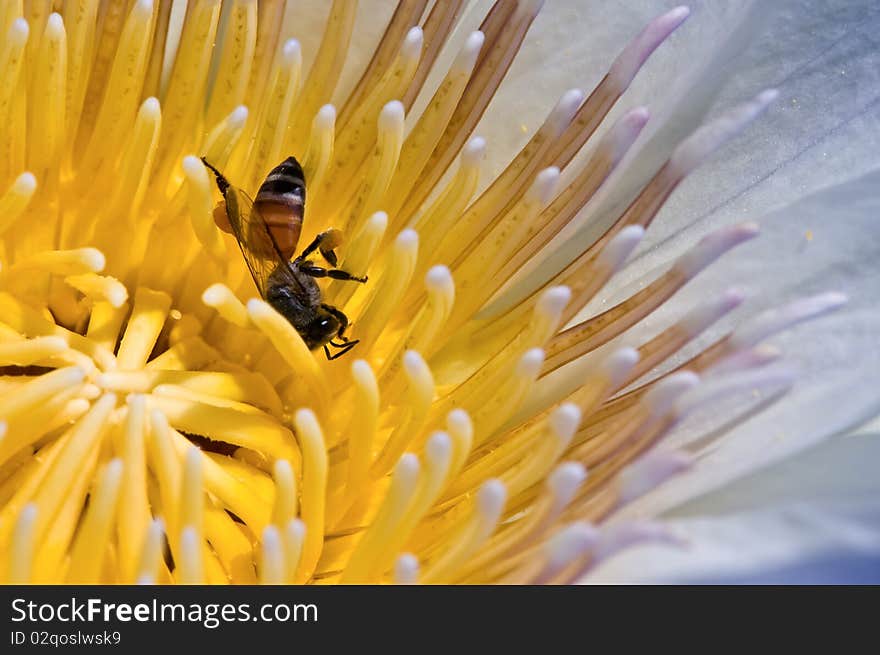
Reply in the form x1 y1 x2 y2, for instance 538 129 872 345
223 184 305 297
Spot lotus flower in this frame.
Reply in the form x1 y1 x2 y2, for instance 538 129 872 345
0 0 877 584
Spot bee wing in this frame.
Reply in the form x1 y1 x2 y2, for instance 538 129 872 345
222 184 305 297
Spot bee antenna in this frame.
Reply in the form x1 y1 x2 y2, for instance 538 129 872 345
200 156 229 195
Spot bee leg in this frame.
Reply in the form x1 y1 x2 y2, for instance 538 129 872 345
325 340 359 360
297 229 343 267
200 157 230 195
300 263 367 284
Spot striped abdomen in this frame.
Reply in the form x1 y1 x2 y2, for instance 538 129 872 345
254 157 306 259
211 156 306 260
253 156 306 259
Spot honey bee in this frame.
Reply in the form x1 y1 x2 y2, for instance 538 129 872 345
202 155 367 360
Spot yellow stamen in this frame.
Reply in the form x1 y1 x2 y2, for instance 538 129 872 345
66 459 124 584
6 503 37 583
116 287 171 370
341 453 419 583
134 518 166 584
294 408 328 582
79 0 155 177
288 0 357 152
271 459 298 526
117 395 151 582
260 524 285 584
205 0 257 130
0 171 36 237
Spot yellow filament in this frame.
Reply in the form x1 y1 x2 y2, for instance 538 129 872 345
27 13 66 179
7 503 37 584
288 0 357 152
301 104 335 208
204 452 274 504
0 1 23 36
203 500 256 584
117 395 152 582
0 172 36 237
29 393 115 545
201 105 249 173
0 390 85 469
320 30 421 213
370 432 453 578
33 437 102 582
79 0 155 175
182 155 228 267
0 365 84 423
244 38 301 190
154 0 222 184
0 437 66 543
338 360 379 522
283 519 305 583
0 18 29 182
469 349 544 440
135 519 166 584
98 369 282 415
341 454 419 583
260 525 285 584
242 0 283 106
346 101 405 239
247 298 329 414
294 408 328 582
144 336 220 371
179 445 204 539
371 351 434 477
146 409 180 532
504 420 577 500
271 459 298 526
354 230 418 352
0 335 67 366
407 266 455 356
9 247 104 276
166 429 270 532
325 210 387 306
205 0 257 130
147 394 301 468
203 283 252 328
63 0 99 154
66 459 123 583
397 0 539 222
337 0 426 126
387 30 484 224
407 141 483 285
116 287 172 369
421 480 507 584
177 526 204 585
86 300 129 352
445 410 474 483
65 273 128 307
457 494 556 583
378 266 456 398
451 171 560 325
108 96 162 222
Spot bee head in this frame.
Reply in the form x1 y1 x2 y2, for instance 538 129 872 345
302 311 341 349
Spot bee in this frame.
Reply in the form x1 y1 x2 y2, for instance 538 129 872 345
202 155 367 360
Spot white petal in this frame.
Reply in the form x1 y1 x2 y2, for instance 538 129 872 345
587 432 880 583
608 169 880 520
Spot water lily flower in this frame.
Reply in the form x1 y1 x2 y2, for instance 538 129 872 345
0 0 876 585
